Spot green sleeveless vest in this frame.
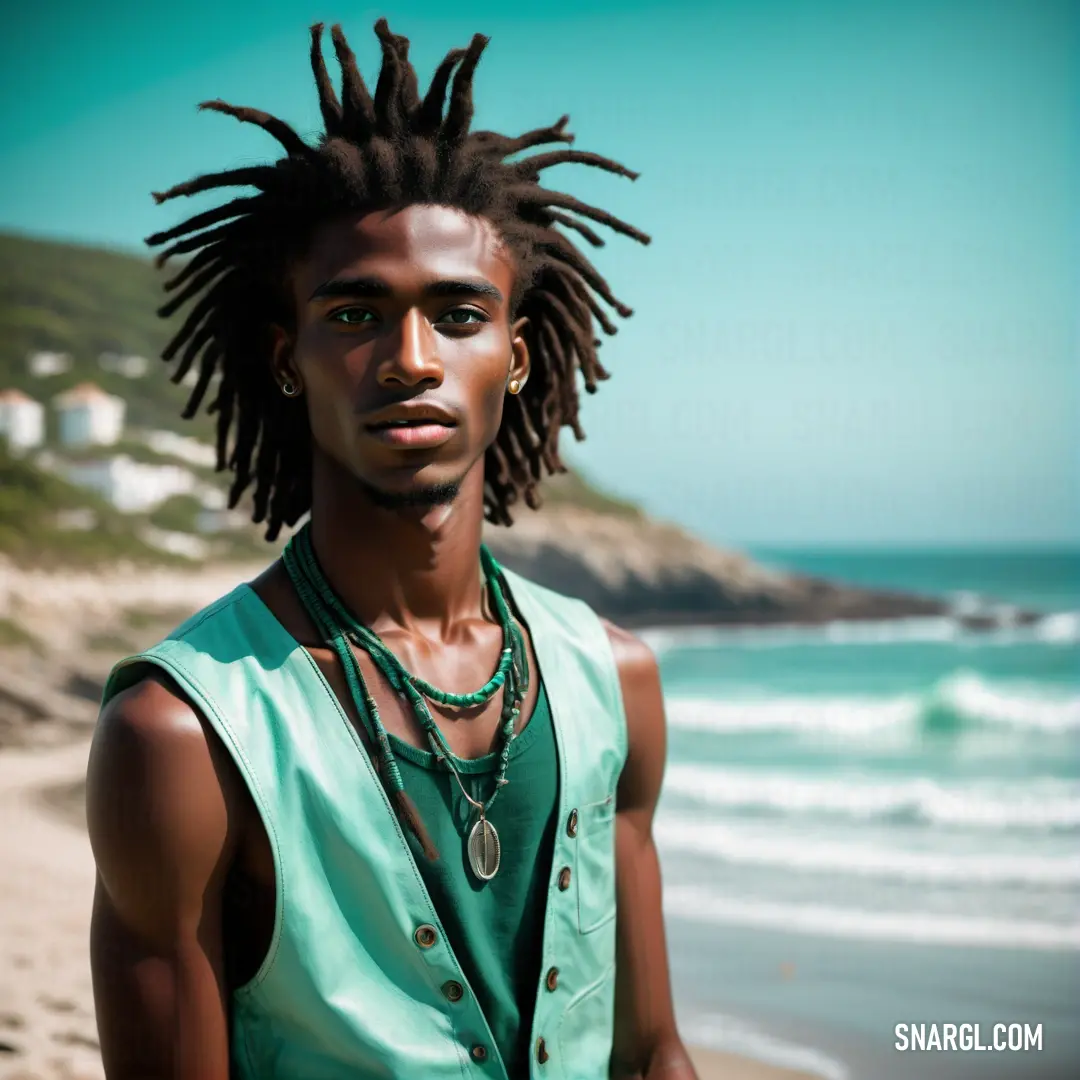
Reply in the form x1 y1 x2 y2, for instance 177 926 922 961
100 567 628 1080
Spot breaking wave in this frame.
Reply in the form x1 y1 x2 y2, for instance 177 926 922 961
662 764 1080 829
641 609 1080 654
665 669 1080 738
663 887 1080 950
654 815 1080 885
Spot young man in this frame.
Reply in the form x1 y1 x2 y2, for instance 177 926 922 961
86 19 698 1080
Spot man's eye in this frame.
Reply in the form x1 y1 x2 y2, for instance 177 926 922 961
330 308 375 325
440 309 486 325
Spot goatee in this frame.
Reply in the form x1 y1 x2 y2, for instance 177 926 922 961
359 479 462 512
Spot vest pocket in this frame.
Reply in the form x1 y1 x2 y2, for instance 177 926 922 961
575 794 617 934
556 962 617 1074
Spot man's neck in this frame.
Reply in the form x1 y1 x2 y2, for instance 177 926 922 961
306 458 489 637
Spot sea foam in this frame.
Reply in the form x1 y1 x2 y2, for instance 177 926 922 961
663 887 1080 950
664 669 1080 738
654 815 1080 885
662 763 1080 829
641 609 1080 654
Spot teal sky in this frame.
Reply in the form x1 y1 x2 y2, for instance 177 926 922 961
1 0 1076 546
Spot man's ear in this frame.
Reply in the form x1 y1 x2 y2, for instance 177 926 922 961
509 316 531 391
269 324 302 394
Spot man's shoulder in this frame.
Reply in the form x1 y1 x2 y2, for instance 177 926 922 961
500 564 657 673
91 658 229 827
95 583 251 743
158 579 263 648
91 582 266 823
498 563 591 614
598 618 658 682
96 663 206 745
98 577 275 720
119 577 285 679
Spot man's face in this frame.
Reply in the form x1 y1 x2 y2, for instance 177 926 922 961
274 204 530 507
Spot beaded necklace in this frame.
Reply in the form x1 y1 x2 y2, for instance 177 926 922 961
281 522 529 881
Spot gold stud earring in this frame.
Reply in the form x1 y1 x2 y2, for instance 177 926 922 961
508 378 522 395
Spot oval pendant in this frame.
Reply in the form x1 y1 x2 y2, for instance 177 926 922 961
468 817 501 881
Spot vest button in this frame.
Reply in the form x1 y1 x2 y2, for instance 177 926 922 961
443 980 464 1002
536 1036 549 1063
567 808 578 837
557 866 572 890
471 1044 488 1061
414 924 438 948
545 966 559 991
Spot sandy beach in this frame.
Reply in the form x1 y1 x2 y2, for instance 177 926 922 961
0 733 818 1080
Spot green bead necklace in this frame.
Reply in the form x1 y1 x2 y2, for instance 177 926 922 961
281 521 529 881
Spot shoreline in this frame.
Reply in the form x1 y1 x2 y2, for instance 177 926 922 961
688 1047 823 1079
0 737 822 1080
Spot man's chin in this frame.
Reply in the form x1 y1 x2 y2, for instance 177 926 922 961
358 478 462 512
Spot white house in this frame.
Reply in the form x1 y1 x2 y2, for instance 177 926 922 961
60 454 197 513
98 352 150 379
0 389 45 453
27 351 72 378
53 382 126 447
142 429 217 469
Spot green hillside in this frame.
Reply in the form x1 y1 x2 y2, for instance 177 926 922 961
0 231 213 439
0 445 185 568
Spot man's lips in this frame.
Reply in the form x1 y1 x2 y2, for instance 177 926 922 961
364 416 457 449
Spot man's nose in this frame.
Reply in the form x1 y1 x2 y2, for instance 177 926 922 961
376 309 443 388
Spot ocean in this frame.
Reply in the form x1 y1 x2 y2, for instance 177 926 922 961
645 548 1080 1080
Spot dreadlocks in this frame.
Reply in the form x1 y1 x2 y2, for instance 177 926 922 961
147 19 649 541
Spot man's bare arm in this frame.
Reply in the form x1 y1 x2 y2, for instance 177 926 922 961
606 623 699 1080
86 669 238 1080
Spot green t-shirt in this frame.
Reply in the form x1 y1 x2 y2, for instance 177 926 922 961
389 681 559 1076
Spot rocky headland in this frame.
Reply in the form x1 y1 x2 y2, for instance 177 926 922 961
485 505 1034 629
